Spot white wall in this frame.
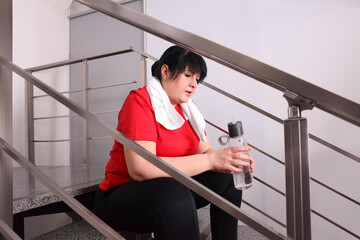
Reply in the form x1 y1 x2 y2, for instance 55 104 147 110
146 0 360 239
13 0 72 166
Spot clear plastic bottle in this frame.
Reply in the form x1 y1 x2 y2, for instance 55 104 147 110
228 121 252 190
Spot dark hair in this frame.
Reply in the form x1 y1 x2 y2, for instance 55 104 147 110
151 46 207 83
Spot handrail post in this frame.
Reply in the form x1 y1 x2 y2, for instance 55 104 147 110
283 91 314 240
26 78 35 164
139 56 147 87
0 0 13 229
82 60 89 169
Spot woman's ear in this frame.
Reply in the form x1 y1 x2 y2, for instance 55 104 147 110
161 64 170 80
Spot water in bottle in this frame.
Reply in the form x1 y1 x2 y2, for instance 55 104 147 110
227 121 252 190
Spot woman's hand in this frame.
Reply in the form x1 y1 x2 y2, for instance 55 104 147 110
207 146 254 174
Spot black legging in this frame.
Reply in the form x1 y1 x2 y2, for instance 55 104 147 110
93 171 242 240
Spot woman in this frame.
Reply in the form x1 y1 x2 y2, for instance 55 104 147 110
94 46 254 240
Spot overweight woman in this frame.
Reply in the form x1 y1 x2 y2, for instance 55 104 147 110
94 46 254 240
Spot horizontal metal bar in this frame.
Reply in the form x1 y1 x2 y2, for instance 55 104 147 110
203 82 284 124
33 90 74 98
34 139 76 143
242 200 286 228
206 119 359 210
34 109 119 121
34 114 77 120
130 46 158 61
310 177 360 206
87 80 137 91
33 136 112 143
205 119 285 166
309 133 360 164
92 110 119 115
311 209 360 239
33 80 137 98
26 46 153 73
204 85 360 165
205 119 228 134
75 0 360 127
0 219 22 240
90 136 112 140
0 54 285 240
25 47 133 72
253 176 286 197
0 138 124 240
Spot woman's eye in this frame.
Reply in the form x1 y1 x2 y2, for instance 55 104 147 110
185 74 191 77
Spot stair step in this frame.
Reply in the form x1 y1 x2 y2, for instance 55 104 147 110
33 207 269 240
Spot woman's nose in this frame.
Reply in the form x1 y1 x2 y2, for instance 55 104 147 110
190 76 198 88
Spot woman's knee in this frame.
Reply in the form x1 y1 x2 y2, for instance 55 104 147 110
152 178 195 209
149 178 200 239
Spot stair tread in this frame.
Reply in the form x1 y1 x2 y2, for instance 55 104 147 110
33 207 269 240
13 165 104 214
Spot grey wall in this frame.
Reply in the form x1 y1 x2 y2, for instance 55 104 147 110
69 0 144 168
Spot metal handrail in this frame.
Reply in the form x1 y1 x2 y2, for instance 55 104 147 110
32 80 137 98
75 0 360 127
0 138 125 240
204 82 360 164
25 46 156 72
0 54 286 240
33 109 120 121
23 43 359 238
0 219 22 240
208 120 360 207
25 44 360 165
207 120 360 238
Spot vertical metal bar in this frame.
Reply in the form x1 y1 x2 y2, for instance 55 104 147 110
26 80 35 164
139 57 147 87
0 139 125 240
0 0 13 228
82 60 89 168
26 79 36 202
284 105 312 240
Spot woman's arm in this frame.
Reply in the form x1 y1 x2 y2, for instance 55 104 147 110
197 136 254 174
124 136 254 181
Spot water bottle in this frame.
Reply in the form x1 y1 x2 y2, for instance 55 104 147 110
227 121 252 190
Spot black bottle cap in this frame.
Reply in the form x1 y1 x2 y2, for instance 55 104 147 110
228 121 244 138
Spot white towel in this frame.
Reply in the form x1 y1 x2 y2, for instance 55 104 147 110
147 77 206 142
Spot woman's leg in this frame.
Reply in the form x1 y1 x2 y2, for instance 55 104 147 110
192 171 242 240
94 178 200 240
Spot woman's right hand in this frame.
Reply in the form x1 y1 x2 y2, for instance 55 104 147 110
207 146 253 174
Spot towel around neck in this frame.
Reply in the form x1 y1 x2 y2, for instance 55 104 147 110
146 77 206 142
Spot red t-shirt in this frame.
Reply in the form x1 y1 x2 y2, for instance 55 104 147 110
99 86 200 191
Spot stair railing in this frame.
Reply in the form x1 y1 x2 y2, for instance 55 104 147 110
0 219 21 240
1 0 359 238
0 54 286 239
203 83 360 239
0 137 125 240
24 45 360 239
70 1 360 239
25 46 156 166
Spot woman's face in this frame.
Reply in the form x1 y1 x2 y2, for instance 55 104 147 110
161 65 200 107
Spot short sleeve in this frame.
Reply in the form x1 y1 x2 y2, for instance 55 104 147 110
117 90 157 142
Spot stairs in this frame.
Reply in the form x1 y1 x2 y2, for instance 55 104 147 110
33 206 269 240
